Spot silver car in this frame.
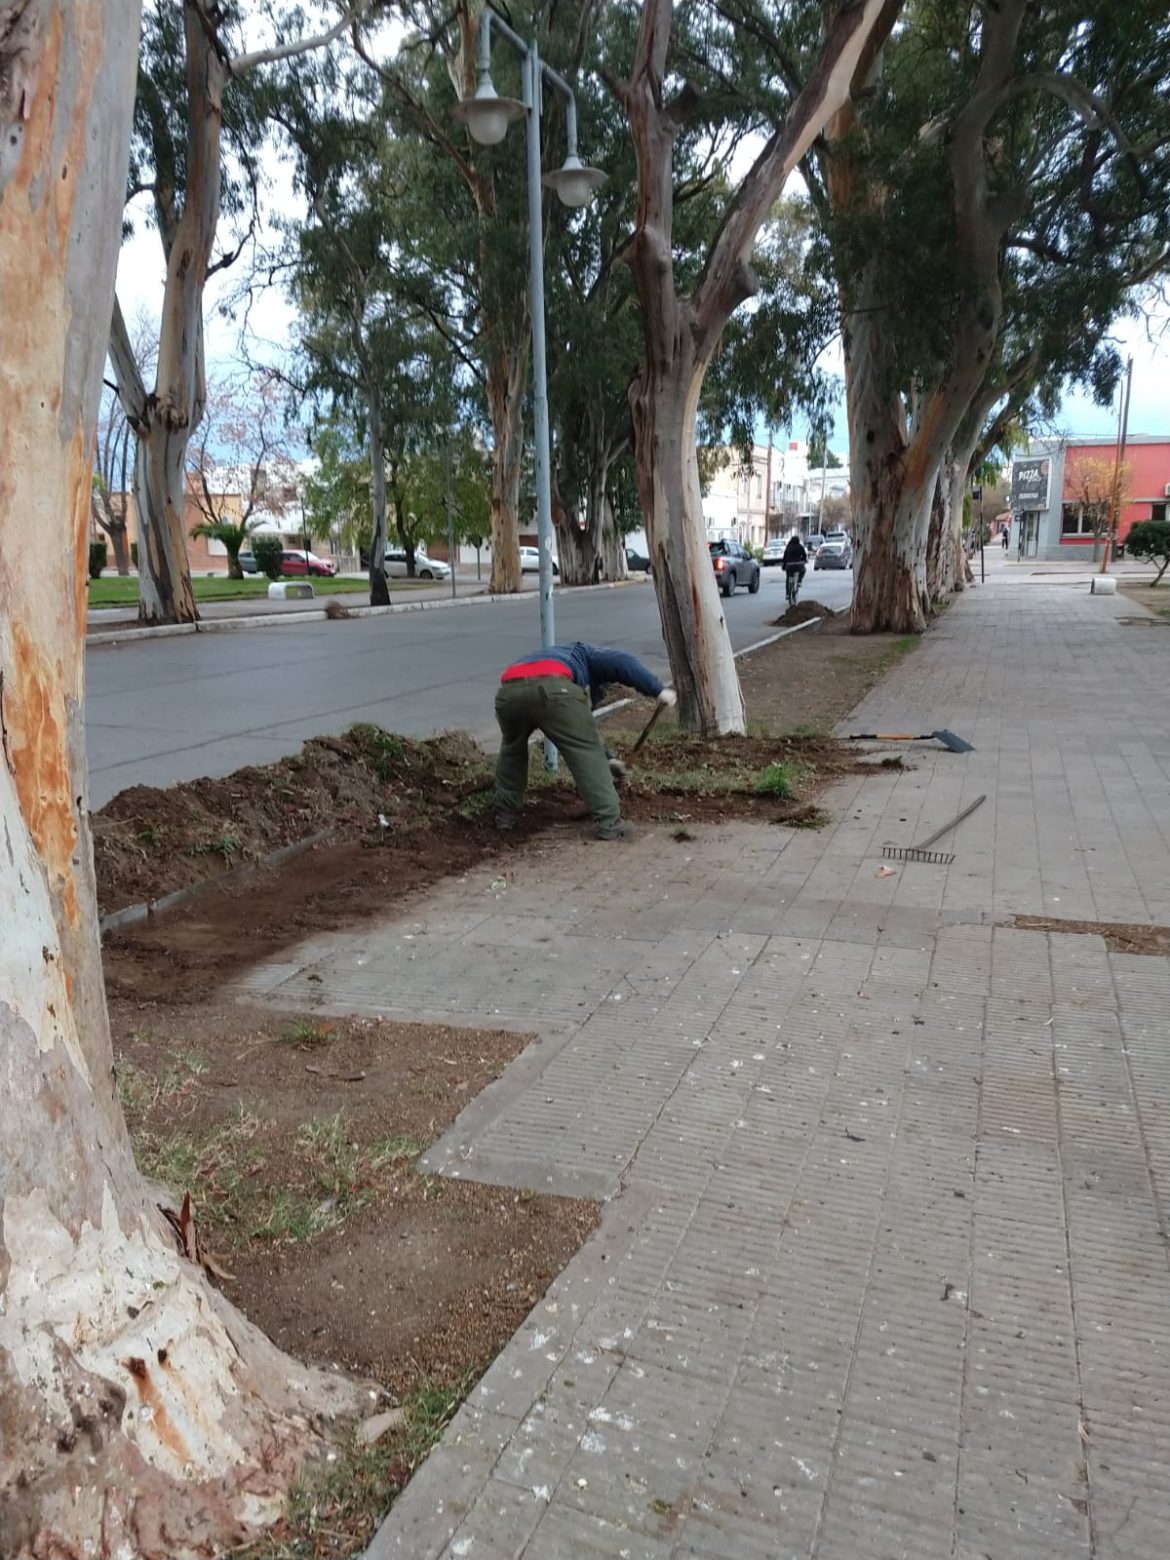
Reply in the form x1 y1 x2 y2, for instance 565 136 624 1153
814 535 853 569
761 537 787 565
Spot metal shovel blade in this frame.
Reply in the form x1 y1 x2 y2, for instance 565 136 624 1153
931 728 974 754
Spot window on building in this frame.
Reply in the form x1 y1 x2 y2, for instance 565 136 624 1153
1061 503 1095 537
755 474 762 499
1151 502 1167 524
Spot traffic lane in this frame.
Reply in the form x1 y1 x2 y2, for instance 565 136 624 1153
85 571 853 805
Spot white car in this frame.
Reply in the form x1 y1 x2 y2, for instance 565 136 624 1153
386 548 450 581
519 545 560 576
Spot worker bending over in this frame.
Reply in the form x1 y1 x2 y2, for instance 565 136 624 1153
494 641 676 840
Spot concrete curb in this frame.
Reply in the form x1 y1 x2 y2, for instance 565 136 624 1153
99 827 336 935
86 576 651 646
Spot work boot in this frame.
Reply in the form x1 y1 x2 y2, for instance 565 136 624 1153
495 810 519 833
595 818 635 841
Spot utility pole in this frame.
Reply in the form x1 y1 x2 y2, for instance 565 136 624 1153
818 452 827 531
972 482 985 584
765 431 774 541
445 436 457 600
1102 356 1134 574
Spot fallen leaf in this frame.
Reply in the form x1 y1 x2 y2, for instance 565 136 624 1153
876 865 897 878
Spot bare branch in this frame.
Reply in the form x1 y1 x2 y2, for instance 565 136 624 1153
693 0 899 350
232 1 374 76
108 295 149 431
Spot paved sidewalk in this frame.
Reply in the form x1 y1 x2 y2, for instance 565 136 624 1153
238 573 1170 1558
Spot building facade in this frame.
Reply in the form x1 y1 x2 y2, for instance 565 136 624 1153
701 439 846 548
1011 436 1170 561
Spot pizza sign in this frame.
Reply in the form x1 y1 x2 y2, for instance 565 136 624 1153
1010 458 1051 511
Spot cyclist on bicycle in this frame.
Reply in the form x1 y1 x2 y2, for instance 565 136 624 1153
782 534 808 601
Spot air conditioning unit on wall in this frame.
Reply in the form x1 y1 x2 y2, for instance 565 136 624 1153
1164 482 1170 498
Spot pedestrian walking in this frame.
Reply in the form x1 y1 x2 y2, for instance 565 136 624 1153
1001 528 1009 551
494 642 675 839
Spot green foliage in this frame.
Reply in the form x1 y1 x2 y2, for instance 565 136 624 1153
252 535 285 580
1125 520 1170 584
189 516 256 578
88 541 108 580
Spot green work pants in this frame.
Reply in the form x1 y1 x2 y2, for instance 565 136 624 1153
494 677 621 828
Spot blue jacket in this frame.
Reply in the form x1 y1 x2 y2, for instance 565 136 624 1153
512 642 664 707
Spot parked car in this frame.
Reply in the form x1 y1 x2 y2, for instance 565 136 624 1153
761 536 788 566
386 548 450 581
519 545 560 576
239 549 258 574
280 549 338 577
805 532 826 558
709 538 761 597
625 546 652 573
814 535 853 570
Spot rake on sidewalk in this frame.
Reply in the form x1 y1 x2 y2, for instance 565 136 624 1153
882 795 986 865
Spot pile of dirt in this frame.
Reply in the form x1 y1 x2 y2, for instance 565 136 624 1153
94 727 492 915
773 599 838 627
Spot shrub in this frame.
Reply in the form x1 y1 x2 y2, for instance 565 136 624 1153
88 541 108 580
1125 519 1170 586
253 535 285 580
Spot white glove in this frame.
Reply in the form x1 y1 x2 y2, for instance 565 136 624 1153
608 757 630 783
657 688 677 709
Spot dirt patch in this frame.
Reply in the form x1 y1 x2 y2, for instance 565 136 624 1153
603 614 919 741
1119 580 1170 617
113 998 596 1552
1012 914 1170 957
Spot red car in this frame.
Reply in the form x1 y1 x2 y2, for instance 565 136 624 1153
280 549 337 577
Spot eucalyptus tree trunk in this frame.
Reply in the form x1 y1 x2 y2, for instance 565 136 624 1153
622 0 894 730
552 422 625 585
602 491 630 580
486 341 526 595
1 13 358 1555
111 0 368 626
837 0 1030 632
109 0 229 626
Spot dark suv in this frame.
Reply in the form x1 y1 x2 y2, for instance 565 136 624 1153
709 539 761 597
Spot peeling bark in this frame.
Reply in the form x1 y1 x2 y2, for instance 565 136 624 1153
1 9 359 1554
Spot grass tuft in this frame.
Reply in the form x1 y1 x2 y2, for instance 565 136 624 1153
755 762 800 800
238 1371 479 1559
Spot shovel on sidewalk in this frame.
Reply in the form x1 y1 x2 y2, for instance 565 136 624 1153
846 728 974 754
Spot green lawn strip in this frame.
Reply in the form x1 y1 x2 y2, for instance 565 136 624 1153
87 575 409 607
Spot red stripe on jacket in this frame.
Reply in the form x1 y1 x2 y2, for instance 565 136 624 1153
501 658 574 683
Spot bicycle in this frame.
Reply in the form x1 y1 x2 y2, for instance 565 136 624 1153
784 564 804 606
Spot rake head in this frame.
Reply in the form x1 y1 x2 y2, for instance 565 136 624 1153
882 844 955 866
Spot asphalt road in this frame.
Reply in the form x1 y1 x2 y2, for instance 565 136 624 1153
85 565 853 806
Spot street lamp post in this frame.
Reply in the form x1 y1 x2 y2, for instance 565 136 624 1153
454 6 604 769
